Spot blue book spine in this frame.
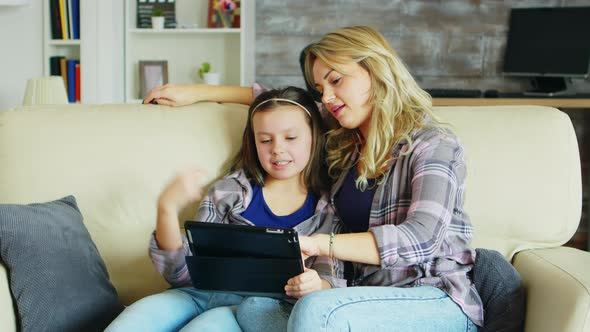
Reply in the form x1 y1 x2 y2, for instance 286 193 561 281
72 0 79 40
67 59 77 103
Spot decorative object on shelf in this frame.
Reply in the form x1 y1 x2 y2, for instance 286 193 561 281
198 62 221 85
139 60 168 99
136 0 175 29
151 7 164 30
207 0 240 28
22 76 68 105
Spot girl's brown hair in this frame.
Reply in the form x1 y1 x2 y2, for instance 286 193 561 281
230 86 330 196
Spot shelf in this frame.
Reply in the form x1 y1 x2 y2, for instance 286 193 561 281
124 0 255 102
128 28 241 34
47 39 81 46
433 98 590 108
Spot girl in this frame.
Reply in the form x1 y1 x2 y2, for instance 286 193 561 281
106 87 345 332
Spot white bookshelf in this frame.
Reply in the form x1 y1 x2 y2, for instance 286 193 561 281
43 0 122 104
124 0 255 102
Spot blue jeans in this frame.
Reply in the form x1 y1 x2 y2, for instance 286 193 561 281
237 286 478 332
105 287 244 332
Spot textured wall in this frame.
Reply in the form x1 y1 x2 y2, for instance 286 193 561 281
255 0 590 93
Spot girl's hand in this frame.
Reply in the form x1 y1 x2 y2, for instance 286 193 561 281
158 168 207 213
284 268 326 298
143 83 205 106
298 235 323 261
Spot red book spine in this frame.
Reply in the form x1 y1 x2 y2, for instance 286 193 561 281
75 63 81 102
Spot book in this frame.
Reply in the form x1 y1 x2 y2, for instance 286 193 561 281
49 56 65 76
67 59 77 103
67 0 74 40
75 63 81 102
58 0 67 39
49 0 62 39
71 0 80 39
60 57 68 92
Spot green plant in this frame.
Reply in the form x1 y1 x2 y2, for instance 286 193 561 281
198 62 211 79
152 8 164 17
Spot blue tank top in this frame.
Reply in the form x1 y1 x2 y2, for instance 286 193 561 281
334 167 377 232
241 183 318 228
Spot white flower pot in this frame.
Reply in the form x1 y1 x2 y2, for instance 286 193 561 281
203 72 221 86
151 16 165 30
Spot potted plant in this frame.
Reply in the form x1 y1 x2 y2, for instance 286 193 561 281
151 8 165 30
198 62 221 85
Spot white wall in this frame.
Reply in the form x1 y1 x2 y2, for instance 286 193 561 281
0 1 124 110
0 2 43 110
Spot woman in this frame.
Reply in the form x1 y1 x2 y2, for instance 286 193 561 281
144 26 524 332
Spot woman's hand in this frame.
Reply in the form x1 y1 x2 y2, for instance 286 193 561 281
284 268 329 298
158 168 207 214
143 83 205 106
298 235 324 261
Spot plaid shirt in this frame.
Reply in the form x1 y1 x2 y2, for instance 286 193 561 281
329 123 484 326
253 84 483 325
149 169 347 290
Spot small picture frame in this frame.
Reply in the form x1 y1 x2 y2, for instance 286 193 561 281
207 0 241 28
139 60 168 99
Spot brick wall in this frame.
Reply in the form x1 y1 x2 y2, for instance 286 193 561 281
254 0 590 93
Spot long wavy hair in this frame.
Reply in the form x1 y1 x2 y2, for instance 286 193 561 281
230 86 330 196
304 26 440 190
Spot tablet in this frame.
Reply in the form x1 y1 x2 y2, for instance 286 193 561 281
184 221 304 298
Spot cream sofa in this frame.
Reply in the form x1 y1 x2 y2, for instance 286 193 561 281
0 102 589 332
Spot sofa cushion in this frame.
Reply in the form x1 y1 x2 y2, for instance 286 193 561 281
0 195 124 332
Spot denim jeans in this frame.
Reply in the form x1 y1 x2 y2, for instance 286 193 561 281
237 286 478 332
105 287 244 332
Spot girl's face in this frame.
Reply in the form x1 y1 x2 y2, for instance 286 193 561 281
312 58 373 138
252 106 313 185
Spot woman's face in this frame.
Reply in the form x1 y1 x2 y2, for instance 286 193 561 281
312 58 373 137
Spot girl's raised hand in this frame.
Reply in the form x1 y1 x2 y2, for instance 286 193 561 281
158 168 207 213
284 268 324 298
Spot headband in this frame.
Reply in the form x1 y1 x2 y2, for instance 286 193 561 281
251 98 311 118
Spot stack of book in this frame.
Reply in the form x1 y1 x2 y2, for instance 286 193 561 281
49 0 80 40
49 56 80 103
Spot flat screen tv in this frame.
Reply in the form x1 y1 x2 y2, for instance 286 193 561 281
502 7 590 96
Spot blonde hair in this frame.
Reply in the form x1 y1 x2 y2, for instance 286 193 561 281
304 26 439 190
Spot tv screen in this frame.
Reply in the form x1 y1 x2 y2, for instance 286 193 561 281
503 7 590 78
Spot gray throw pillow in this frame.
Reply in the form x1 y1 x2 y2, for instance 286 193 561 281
473 248 526 332
0 196 124 332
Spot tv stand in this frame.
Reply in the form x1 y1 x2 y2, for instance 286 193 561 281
523 77 576 97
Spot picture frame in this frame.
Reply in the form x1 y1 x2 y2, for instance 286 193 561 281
207 0 240 28
139 60 168 99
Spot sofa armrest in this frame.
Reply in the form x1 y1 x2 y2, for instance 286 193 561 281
513 247 590 332
0 263 17 332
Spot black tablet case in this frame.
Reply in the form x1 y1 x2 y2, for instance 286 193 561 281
184 221 304 298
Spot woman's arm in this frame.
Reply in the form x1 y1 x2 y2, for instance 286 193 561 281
300 232 381 266
143 83 254 106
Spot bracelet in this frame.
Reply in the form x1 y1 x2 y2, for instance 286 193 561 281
329 232 335 277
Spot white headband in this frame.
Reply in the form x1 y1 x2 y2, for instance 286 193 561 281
251 98 311 118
